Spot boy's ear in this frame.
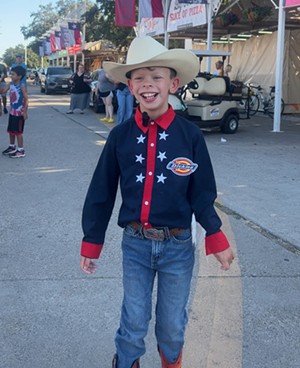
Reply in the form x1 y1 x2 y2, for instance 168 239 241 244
169 77 180 94
127 80 134 94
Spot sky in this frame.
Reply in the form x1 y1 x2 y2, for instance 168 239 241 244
0 0 52 58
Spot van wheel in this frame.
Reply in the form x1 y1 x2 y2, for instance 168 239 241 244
221 114 238 134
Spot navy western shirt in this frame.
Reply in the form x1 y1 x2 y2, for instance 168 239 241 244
81 107 229 258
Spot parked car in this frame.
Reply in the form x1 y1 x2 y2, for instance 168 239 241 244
40 66 73 94
89 68 118 113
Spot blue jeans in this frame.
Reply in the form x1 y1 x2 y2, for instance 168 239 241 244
116 87 134 124
115 225 195 368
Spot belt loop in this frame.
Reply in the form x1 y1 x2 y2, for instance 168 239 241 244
164 226 171 240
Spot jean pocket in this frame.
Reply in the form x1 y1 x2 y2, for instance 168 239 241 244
124 224 144 239
171 229 192 244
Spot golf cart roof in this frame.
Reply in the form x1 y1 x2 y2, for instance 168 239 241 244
191 50 232 57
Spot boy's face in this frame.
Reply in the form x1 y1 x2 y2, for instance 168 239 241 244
128 67 179 120
10 71 22 83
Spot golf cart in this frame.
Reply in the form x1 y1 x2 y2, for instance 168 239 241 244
170 50 242 134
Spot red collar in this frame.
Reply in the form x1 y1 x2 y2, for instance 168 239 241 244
135 106 175 133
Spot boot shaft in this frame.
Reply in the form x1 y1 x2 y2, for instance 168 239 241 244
159 349 182 368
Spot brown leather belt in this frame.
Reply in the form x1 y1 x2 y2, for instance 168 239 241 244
129 221 186 241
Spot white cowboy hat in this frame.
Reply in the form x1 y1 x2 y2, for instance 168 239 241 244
103 36 199 86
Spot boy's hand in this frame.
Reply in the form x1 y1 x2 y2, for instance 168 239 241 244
23 112 28 120
213 247 235 271
80 256 97 274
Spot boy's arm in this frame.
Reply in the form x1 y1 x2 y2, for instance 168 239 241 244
21 84 29 120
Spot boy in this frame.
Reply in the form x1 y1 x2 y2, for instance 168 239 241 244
1 66 28 158
80 37 234 368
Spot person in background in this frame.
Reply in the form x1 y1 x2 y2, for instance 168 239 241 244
212 60 223 76
97 67 116 123
224 64 232 77
1 66 28 158
115 81 134 124
11 54 27 83
66 63 91 114
80 36 234 368
0 71 8 114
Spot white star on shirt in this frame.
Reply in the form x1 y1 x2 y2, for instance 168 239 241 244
136 173 145 183
157 173 167 184
157 151 167 162
136 154 145 164
159 131 169 140
137 134 146 144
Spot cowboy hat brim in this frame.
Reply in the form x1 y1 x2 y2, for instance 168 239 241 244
103 48 199 86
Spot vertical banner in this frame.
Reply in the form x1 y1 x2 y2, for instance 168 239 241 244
115 0 136 26
55 31 62 51
285 0 300 6
139 0 164 19
60 27 70 49
39 41 45 57
50 33 56 53
68 22 81 46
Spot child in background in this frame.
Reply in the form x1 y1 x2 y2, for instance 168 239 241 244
1 66 28 158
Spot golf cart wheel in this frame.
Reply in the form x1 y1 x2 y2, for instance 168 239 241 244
221 114 239 134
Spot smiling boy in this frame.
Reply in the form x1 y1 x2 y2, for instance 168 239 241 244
80 36 234 368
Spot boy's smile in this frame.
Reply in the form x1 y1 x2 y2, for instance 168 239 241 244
128 67 179 120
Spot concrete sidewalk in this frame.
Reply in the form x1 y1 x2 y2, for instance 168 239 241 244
1 87 299 368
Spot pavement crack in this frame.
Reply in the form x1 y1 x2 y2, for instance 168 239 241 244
215 202 300 255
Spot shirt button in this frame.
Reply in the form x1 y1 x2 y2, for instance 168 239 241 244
144 222 148 226
144 201 149 205
150 143 154 147
150 121 154 125
148 171 152 176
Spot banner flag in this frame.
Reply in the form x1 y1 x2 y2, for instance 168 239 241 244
139 0 164 19
285 0 300 7
60 27 70 49
39 41 45 57
116 0 136 26
55 31 62 51
68 22 81 46
50 33 56 53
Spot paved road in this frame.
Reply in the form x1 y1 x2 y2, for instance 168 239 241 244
0 84 299 368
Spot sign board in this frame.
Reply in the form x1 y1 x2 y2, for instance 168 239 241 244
138 0 207 37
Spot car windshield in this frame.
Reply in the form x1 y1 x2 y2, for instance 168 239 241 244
48 68 72 75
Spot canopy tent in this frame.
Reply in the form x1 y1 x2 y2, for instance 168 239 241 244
137 0 300 131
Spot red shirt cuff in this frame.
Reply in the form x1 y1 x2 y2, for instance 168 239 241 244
205 230 230 255
81 241 103 259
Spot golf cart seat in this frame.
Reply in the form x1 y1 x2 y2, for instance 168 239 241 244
188 77 226 96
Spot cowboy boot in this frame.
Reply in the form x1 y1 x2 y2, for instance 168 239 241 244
111 354 140 368
159 349 183 368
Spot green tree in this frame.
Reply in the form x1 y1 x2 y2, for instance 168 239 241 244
86 1 135 49
2 45 40 68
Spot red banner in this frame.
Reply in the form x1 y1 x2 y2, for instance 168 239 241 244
116 0 136 27
285 0 300 7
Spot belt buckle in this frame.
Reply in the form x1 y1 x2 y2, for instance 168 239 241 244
143 227 165 241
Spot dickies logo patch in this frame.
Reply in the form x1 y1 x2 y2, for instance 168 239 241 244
167 157 198 176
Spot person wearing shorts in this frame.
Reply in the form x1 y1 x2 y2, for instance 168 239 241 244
1 66 28 158
97 68 115 123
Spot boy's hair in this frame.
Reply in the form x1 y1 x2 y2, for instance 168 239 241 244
126 67 177 80
11 66 26 78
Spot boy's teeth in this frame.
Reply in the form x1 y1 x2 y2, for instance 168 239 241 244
143 93 156 98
